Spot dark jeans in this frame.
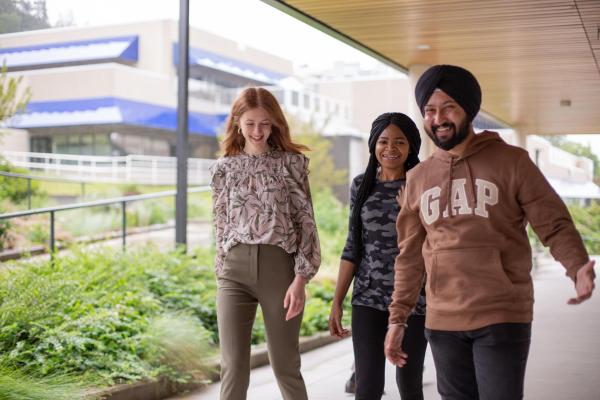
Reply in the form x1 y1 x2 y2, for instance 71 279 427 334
425 322 532 400
352 305 427 400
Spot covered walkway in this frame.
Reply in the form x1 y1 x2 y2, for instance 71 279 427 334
172 254 600 400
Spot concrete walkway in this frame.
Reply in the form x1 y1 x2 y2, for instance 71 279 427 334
171 254 600 400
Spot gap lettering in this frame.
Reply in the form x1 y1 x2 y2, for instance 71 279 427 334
420 179 498 224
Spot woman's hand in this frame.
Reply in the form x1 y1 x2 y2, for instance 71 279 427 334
284 275 307 321
329 302 350 338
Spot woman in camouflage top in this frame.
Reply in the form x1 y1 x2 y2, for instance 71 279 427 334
329 113 427 400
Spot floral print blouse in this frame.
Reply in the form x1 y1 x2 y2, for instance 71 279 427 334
210 149 321 280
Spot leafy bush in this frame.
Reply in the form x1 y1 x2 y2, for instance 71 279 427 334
312 187 349 270
188 191 212 220
26 222 49 244
0 162 42 204
0 219 11 251
0 243 348 394
0 246 216 389
529 203 600 256
568 202 600 255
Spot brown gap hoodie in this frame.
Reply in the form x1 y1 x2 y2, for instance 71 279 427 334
389 131 589 331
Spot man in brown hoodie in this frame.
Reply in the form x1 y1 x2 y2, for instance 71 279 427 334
384 64 596 400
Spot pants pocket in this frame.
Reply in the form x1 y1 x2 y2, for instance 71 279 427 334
219 244 250 283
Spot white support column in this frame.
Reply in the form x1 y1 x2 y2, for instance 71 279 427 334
514 130 527 150
408 64 432 159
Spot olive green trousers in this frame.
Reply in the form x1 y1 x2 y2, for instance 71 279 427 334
216 244 307 400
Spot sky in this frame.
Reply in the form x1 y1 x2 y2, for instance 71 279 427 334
44 0 380 70
43 0 600 157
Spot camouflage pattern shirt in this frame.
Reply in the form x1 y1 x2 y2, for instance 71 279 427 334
342 174 426 314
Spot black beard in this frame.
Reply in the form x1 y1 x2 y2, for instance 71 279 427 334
426 119 470 150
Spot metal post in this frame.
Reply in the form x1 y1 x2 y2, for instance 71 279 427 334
121 201 127 251
27 178 32 210
49 210 55 256
175 0 190 250
81 182 85 198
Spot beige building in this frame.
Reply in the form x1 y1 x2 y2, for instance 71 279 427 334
1 19 292 158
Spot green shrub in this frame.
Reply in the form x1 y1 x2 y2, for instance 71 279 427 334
188 191 212 220
312 187 349 270
0 197 349 392
0 246 216 387
0 162 42 204
0 219 11 251
26 223 49 244
568 203 600 255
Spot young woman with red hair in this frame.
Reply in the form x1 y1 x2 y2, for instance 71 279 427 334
210 87 320 400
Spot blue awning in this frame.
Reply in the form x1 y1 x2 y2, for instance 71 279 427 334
0 36 139 71
7 97 226 136
173 44 287 84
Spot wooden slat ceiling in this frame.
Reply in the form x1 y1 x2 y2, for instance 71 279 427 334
274 0 600 135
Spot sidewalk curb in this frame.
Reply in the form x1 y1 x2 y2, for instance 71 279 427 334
95 331 341 400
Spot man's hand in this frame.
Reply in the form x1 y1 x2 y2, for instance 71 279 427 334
284 275 307 320
384 324 408 367
568 259 596 305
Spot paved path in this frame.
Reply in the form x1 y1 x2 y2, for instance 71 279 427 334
170 254 600 400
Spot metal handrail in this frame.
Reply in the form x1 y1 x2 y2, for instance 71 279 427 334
0 186 211 255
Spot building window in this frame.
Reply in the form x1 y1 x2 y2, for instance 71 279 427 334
304 94 310 109
94 133 111 156
30 137 51 153
315 98 320 112
80 134 94 155
291 91 299 106
54 135 68 154
67 135 80 154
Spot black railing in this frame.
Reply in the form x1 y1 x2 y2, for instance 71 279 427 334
0 170 88 210
0 186 210 255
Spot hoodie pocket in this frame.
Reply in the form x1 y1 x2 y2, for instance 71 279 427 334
428 248 514 313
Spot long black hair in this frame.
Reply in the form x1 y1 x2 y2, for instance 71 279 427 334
351 112 421 262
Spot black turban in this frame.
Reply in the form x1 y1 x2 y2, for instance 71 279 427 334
415 65 482 122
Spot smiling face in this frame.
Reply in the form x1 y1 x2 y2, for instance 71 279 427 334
239 107 273 155
375 124 410 177
423 89 470 150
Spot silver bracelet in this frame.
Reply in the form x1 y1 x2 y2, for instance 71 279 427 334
388 322 408 329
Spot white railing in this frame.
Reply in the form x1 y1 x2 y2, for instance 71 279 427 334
1 151 216 185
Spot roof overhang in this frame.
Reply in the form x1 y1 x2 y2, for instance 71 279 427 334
0 36 139 71
173 44 287 85
264 0 600 136
6 97 226 136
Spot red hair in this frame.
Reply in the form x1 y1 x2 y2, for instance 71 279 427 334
221 87 308 156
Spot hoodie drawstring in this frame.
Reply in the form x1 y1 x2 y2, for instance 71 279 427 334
446 157 454 217
464 158 476 209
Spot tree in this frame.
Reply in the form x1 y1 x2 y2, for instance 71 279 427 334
287 115 347 193
0 63 31 123
0 63 33 207
0 0 50 33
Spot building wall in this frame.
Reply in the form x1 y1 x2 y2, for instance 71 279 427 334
0 129 29 152
528 135 593 183
0 20 292 78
